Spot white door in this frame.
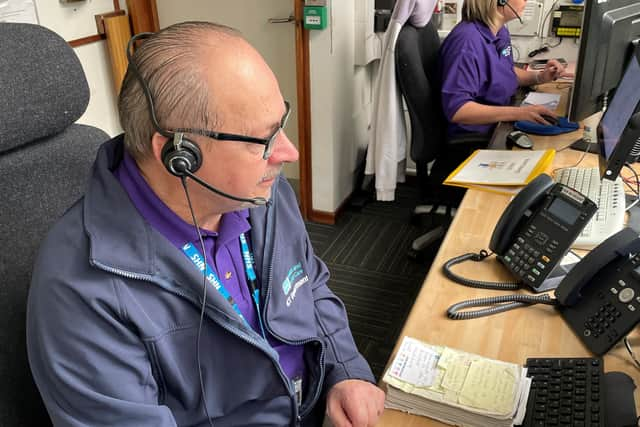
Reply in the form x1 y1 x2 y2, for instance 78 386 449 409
155 0 299 181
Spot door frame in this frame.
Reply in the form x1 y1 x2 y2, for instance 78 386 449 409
293 0 312 220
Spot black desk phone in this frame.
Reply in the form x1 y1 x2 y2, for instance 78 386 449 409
556 227 640 355
489 174 597 290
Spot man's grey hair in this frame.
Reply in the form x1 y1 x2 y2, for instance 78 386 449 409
118 21 242 161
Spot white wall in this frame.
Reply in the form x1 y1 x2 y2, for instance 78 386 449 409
509 0 581 65
34 0 123 137
309 0 374 212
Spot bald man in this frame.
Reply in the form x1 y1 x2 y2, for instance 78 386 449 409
27 21 384 427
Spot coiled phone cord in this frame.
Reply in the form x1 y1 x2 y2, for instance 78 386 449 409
447 293 558 320
443 250 558 319
442 250 521 290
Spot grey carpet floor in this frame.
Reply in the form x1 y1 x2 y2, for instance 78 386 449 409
305 183 445 380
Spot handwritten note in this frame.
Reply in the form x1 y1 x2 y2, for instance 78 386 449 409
458 360 519 415
439 348 473 394
388 337 440 387
382 337 529 425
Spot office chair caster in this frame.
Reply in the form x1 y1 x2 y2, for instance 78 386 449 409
407 225 446 260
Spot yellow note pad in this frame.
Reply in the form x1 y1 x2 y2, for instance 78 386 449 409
458 360 519 415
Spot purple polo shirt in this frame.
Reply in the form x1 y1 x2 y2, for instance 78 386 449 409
113 151 306 382
439 20 519 137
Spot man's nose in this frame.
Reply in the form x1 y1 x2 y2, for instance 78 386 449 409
268 131 299 164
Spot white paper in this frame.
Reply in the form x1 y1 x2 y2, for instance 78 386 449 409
0 0 38 24
388 337 440 387
522 91 561 110
448 149 548 185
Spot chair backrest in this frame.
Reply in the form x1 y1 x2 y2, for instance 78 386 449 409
395 21 446 165
0 22 108 426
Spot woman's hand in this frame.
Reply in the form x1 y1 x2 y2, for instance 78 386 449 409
516 105 557 124
539 59 571 83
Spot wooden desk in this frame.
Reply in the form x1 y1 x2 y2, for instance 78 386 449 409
377 104 640 426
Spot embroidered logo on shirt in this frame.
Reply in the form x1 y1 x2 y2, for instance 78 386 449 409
500 46 512 57
282 262 308 307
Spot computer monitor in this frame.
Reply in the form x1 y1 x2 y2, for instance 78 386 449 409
597 50 640 181
568 0 640 122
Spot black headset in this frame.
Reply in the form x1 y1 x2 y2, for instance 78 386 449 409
497 0 524 24
126 32 203 178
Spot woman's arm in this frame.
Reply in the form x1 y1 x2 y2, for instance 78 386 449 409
514 66 540 86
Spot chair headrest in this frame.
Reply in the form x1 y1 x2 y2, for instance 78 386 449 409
0 23 90 152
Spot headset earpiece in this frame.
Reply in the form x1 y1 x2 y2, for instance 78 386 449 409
161 133 203 177
498 0 507 6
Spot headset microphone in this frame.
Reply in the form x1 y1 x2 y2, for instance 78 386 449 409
499 0 524 25
160 135 268 206
179 168 269 206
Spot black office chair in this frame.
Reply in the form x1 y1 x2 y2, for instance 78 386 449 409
0 23 108 425
395 22 488 258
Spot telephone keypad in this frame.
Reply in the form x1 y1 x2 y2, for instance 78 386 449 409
503 225 558 288
561 252 640 354
500 184 597 291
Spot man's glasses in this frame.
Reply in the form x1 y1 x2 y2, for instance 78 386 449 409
171 101 291 160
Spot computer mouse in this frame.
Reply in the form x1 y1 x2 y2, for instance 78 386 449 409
506 130 534 149
540 114 559 126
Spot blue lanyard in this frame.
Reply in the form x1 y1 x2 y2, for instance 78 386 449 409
181 233 266 338
239 233 266 338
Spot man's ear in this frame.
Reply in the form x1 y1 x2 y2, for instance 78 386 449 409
150 132 169 165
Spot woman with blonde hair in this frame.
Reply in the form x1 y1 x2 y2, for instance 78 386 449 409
439 0 569 137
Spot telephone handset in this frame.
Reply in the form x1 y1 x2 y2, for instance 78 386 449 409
556 228 640 355
489 173 598 291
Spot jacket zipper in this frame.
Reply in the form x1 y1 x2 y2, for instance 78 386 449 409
261 198 326 424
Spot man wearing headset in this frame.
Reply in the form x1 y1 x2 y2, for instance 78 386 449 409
27 21 384 427
439 0 570 138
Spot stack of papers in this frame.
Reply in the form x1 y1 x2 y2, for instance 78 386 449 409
383 337 531 427
443 149 555 195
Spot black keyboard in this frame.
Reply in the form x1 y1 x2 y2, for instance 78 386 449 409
520 357 604 427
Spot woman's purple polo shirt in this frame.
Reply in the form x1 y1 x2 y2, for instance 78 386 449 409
439 20 519 137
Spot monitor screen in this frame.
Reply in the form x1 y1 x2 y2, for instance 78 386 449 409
597 50 640 181
600 55 640 160
569 0 640 122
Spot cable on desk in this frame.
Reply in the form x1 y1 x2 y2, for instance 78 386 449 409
623 337 640 371
551 133 592 177
623 163 640 211
447 293 557 320
443 251 559 319
442 250 522 291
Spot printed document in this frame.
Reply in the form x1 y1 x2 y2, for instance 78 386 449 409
443 149 555 195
